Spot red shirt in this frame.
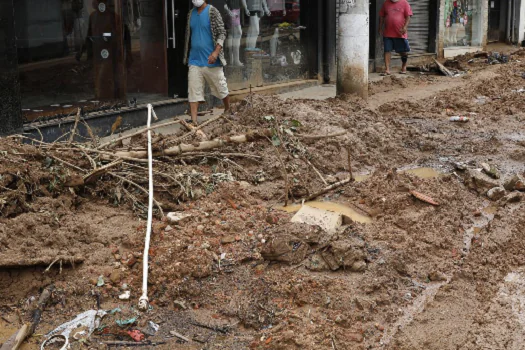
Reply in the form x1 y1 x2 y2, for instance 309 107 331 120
379 0 413 39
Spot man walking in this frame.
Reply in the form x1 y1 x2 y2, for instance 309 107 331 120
184 0 230 124
379 0 413 75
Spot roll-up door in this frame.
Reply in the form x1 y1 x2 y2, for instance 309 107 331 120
408 0 431 54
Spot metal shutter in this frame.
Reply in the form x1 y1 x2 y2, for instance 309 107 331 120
408 0 431 54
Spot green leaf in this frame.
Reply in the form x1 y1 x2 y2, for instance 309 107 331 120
271 134 281 146
291 119 302 127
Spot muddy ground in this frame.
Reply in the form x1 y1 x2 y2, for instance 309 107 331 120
1 49 525 349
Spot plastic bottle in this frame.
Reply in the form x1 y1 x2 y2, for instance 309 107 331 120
450 116 470 122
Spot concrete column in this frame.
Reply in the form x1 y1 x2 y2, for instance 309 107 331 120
0 0 23 135
337 0 369 99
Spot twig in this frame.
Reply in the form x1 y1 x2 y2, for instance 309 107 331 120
55 146 148 164
189 321 228 334
81 119 98 147
48 155 87 173
83 159 122 184
109 172 165 218
170 114 223 144
170 330 190 342
304 158 327 185
178 152 262 160
303 178 353 202
296 131 346 140
102 341 166 346
97 119 182 149
180 119 208 140
267 136 290 207
68 108 81 144
346 146 353 180
44 258 60 273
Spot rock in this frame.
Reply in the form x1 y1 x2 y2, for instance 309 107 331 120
291 205 342 234
127 256 137 267
350 261 367 272
89 277 98 286
375 323 385 332
221 235 236 244
498 191 523 205
110 271 121 284
165 225 174 232
453 162 467 171
428 271 447 282
465 169 500 194
504 174 525 191
487 187 506 201
114 254 121 261
196 225 205 231
481 163 500 179
166 212 192 224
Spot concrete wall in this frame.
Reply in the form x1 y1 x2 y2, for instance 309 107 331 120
0 0 23 135
519 0 525 42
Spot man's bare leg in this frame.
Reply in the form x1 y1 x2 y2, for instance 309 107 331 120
222 95 230 114
190 102 199 124
384 52 392 74
401 54 408 73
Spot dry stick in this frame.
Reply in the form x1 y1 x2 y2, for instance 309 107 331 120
108 171 165 218
268 137 290 207
178 152 262 160
81 119 98 147
56 146 149 164
296 130 346 140
180 119 208 140
115 129 272 159
169 114 223 144
304 158 328 185
48 155 87 173
304 178 353 202
83 159 122 183
346 146 354 180
97 119 182 149
68 108 81 144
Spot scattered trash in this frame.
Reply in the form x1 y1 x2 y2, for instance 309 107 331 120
147 321 160 334
43 310 107 348
173 300 188 310
97 275 105 287
116 317 138 327
410 190 440 206
40 334 68 350
513 88 525 93
170 330 190 342
127 329 145 342
449 116 470 122
119 291 131 300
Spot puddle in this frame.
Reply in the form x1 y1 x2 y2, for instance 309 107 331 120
278 201 372 224
400 167 442 179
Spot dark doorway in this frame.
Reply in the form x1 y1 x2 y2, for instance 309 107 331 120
167 0 191 99
488 0 502 42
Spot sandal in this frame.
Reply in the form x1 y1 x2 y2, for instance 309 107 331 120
380 72 392 76
399 71 407 75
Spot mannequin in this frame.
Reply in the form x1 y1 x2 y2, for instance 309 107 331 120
225 0 248 66
270 27 279 57
267 0 285 16
245 0 270 49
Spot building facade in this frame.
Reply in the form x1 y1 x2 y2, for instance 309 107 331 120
0 0 334 139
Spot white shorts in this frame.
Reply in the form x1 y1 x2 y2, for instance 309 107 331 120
188 65 229 103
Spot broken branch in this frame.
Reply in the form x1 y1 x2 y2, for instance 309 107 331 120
296 131 346 140
304 178 353 202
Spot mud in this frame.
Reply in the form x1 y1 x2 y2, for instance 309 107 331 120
1 49 525 349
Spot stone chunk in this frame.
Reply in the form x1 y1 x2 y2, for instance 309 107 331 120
291 205 342 234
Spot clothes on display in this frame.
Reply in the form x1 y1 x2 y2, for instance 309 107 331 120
267 0 285 14
225 0 247 66
245 0 270 48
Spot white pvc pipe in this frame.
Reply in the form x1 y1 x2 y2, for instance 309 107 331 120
138 104 155 311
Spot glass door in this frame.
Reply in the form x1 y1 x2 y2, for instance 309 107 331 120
14 0 169 122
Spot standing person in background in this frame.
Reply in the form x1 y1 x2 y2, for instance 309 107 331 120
184 0 230 124
379 0 413 75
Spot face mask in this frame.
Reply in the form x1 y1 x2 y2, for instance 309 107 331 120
192 0 204 7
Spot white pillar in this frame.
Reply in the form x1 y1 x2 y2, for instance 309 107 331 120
337 0 369 99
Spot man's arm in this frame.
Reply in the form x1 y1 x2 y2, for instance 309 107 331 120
208 7 227 64
400 16 411 35
379 16 384 36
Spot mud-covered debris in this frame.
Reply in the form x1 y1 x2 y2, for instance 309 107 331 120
465 169 501 194
504 174 525 191
481 163 500 179
119 291 131 300
261 235 308 264
166 212 192 224
291 205 342 234
487 187 506 201
307 237 367 272
428 271 448 282
410 190 440 206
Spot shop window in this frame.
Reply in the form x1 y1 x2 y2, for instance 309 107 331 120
215 0 307 91
443 0 484 48
14 0 168 123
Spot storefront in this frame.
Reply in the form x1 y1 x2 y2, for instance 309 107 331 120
7 0 322 126
441 0 488 57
